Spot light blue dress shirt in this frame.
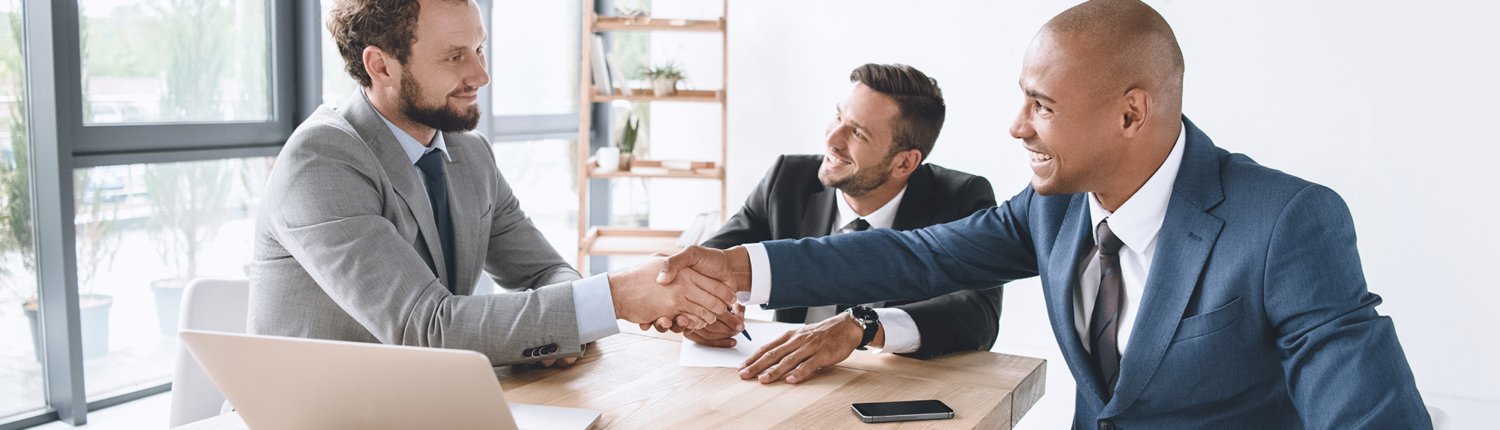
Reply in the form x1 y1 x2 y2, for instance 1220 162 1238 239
371 99 618 345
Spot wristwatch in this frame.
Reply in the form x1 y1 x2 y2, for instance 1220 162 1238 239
848 306 880 350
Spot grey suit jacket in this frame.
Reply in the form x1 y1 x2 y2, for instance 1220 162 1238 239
249 90 585 366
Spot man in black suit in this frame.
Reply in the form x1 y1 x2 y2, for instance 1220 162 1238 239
680 64 1003 380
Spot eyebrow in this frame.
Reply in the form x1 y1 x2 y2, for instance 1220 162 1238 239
1025 89 1056 104
835 103 871 138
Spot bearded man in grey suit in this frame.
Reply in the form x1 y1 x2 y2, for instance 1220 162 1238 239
249 0 734 367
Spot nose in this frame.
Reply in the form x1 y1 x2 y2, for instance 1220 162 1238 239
825 122 848 150
1009 102 1033 140
468 52 490 89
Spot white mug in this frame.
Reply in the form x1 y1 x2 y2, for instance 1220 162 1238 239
595 147 621 172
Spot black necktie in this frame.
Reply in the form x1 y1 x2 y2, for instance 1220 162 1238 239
1088 219 1125 401
833 218 872 314
415 150 456 293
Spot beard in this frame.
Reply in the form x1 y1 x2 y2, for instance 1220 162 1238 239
398 68 481 133
818 155 894 198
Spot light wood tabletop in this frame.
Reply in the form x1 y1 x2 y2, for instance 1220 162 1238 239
174 321 1045 429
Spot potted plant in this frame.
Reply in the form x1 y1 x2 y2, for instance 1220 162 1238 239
616 113 640 170
144 160 232 335
640 60 685 97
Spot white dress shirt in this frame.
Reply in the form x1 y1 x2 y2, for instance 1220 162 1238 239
375 107 618 345
1074 123 1186 356
746 186 923 354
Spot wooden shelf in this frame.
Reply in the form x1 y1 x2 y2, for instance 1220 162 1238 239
581 227 685 256
588 159 722 179
592 89 723 103
593 16 724 33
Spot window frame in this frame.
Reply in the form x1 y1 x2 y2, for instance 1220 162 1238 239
2 0 313 428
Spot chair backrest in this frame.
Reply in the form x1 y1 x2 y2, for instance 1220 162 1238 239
1428 405 1452 430
168 278 250 428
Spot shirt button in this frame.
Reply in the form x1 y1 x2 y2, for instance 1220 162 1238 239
1098 420 1117 430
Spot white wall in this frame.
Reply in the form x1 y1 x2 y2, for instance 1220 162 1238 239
714 1 1499 428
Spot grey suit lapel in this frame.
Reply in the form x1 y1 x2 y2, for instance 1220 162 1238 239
1101 115 1227 416
442 132 482 295
1046 193 1109 409
341 90 454 289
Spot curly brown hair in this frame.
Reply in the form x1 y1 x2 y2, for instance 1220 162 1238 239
327 0 462 87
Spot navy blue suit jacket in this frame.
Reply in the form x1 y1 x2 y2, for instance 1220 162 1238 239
758 117 1430 429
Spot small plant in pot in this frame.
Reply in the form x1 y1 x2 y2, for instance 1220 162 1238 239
616 113 640 170
144 160 233 336
640 60 685 97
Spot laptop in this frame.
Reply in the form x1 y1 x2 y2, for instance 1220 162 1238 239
180 330 601 430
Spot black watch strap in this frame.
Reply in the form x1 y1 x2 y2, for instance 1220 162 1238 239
850 306 879 350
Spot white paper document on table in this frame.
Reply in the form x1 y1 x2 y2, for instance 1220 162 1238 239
679 322 801 367
510 403 601 430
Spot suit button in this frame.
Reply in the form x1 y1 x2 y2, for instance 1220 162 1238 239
544 344 558 354
1098 420 1117 430
522 348 535 358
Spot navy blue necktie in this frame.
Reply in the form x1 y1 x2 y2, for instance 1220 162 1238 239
1089 219 1125 401
415 149 455 292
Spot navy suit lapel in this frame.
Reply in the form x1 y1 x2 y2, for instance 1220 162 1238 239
1101 116 1227 416
1046 193 1109 409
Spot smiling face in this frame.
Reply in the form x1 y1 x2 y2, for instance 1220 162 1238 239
818 83 902 197
394 0 489 132
1009 31 1126 196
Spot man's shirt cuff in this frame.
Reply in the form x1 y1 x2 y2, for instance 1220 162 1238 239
572 273 620 344
738 244 773 305
869 308 921 354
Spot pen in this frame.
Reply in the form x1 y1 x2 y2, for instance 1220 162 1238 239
731 307 752 341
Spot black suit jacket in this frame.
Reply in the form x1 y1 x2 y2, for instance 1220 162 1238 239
702 154 1003 357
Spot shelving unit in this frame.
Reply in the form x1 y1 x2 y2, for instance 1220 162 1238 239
576 0 728 271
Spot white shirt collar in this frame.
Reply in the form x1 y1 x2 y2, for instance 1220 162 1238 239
1087 122 1188 254
364 90 451 165
835 185 907 231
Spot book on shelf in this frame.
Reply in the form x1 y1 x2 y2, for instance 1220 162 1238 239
676 211 722 248
591 34 612 96
606 52 633 96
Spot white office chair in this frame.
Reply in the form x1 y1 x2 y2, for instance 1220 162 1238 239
1428 405 1451 430
168 278 250 428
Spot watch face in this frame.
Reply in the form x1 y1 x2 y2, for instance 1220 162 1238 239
851 306 878 323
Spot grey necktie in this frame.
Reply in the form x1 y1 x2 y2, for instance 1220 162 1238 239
1088 219 1125 401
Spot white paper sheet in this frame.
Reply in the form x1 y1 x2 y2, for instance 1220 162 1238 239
678 322 801 368
510 403 601 430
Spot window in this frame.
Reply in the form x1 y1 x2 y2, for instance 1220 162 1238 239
80 0 270 124
319 0 356 108
491 140 578 266
74 157 273 400
0 0 44 421
489 0 579 116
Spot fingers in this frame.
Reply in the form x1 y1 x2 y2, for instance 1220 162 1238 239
654 317 674 332
557 357 578 367
684 330 737 348
540 359 556 367
733 302 746 316
674 268 735 316
740 330 796 380
657 246 711 285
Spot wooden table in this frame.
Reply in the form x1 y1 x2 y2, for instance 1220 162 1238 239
176 322 1045 429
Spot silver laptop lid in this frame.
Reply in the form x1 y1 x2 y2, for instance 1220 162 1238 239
180 330 518 430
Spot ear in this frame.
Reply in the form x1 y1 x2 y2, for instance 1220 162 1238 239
363 45 398 89
1120 88 1152 139
889 149 923 180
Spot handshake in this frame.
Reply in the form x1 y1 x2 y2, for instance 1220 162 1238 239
606 246 752 331
609 247 856 385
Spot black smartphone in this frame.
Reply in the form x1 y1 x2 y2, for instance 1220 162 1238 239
850 399 955 423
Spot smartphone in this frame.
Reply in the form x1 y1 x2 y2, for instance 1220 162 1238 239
850 399 955 423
